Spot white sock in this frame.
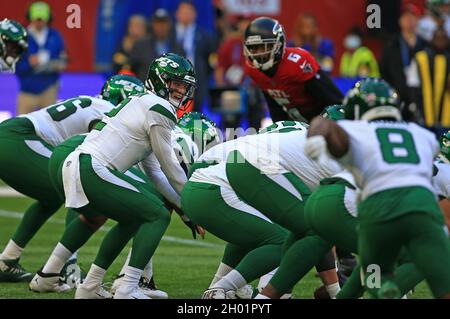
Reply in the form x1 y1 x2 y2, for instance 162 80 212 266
257 268 278 291
118 249 132 276
42 243 72 274
121 265 143 289
254 293 270 299
0 240 23 260
67 251 78 262
142 257 153 280
212 269 246 291
325 282 341 299
82 264 106 288
209 263 233 288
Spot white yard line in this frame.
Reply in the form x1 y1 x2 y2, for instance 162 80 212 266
0 209 224 249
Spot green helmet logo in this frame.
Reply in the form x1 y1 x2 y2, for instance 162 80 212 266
178 112 219 154
258 120 309 134
320 104 346 121
101 74 145 106
146 53 196 110
343 78 400 121
440 130 450 163
0 19 28 71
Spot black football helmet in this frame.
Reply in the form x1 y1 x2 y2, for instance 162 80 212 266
244 17 285 71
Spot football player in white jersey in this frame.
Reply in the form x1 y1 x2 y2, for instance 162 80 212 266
182 120 344 299
109 112 219 299
304 78 450 298
0 74 144 283
27 113 212 298
29 53 200 299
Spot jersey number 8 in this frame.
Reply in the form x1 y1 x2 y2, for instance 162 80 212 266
375 128 420 164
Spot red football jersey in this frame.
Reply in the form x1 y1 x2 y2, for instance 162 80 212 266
245 47 321 121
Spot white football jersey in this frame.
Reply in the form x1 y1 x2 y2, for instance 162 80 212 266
432 161 450 199
78 93 176 172
23 95 115 147
191 128 342 191
190 139 240 187
337 120 439 200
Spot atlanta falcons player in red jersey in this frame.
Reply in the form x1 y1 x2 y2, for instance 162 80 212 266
244 17 343 123
243 17 349 298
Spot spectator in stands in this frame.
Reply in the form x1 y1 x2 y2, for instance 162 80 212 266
214 15 250 87
112 15 147 74
15 1 66 115
288 14 335 73
414 27 450 133
213 3 230 46
128 9 184 81
379 3 426 122
339 27 379 78
418 0 450 42
175 1 217 112
214 14 264 130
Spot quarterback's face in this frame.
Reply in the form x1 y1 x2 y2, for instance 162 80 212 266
168 80 189 102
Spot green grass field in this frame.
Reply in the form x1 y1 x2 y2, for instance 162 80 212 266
0 193 433 299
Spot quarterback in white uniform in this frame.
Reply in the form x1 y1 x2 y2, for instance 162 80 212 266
29 53 200 299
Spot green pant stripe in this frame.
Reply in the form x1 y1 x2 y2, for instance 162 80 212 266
90 159 141 194
266 173 303 202
24 139 53 158
226 150 311 235
182 181 287 281
219 185 273 223
124 169 146 184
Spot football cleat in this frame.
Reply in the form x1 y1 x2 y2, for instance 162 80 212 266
201 287 236 299
114 285 150 299
0 258 33 282
139 276 169 299
75 283 113 299
111 274 169 299
110 274 124 295
235 284 255 299
29 270 71 293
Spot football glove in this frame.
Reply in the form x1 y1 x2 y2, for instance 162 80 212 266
304 135 327 160
180 214 205 239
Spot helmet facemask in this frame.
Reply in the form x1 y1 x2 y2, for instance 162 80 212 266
0 19 28 72
0 36 27 72
244 23 284 71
